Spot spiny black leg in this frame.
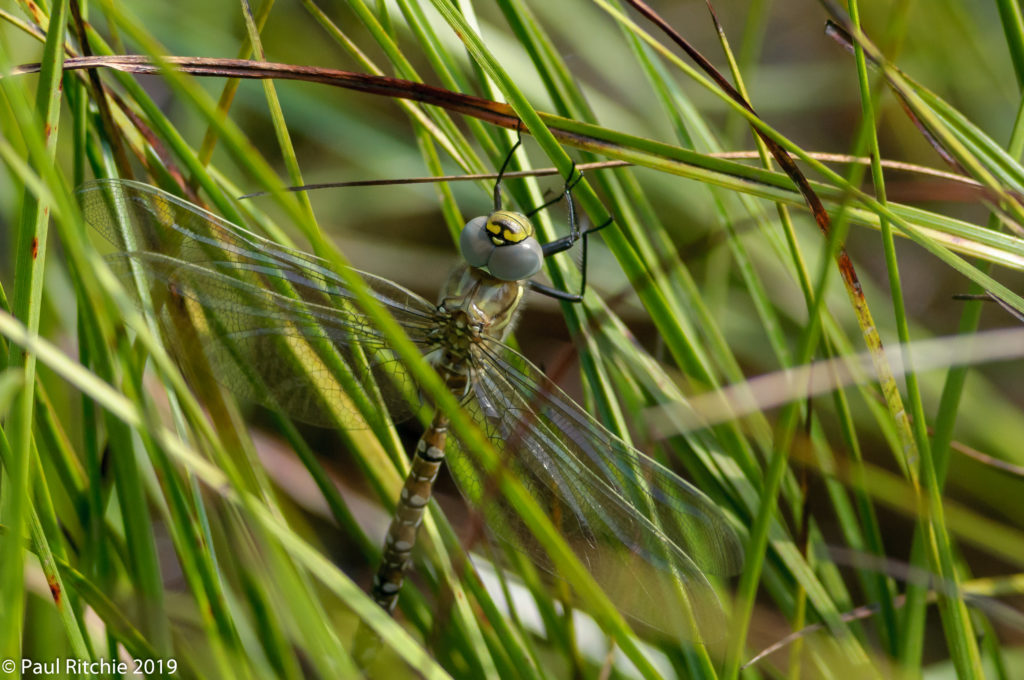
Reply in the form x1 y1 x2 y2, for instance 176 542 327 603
528 280 584 302
570 214 617 301
493 121 524 211
540 218 614 256
540 171 613 256
528 197 589 302
537 165 614 255
532 170 616 302
562 188 593 301
516 160 617 303
525 162 584 218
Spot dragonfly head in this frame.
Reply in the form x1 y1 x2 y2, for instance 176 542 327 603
460 210 543 281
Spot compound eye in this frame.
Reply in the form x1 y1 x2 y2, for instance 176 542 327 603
460 215 493 268
487 238 544 281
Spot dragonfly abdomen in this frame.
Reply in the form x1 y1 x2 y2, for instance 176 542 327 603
371 359 468 613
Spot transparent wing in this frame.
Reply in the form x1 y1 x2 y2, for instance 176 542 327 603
78 179 439 428
447 339 743 638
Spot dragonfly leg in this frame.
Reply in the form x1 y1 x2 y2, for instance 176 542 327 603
493 121 525 212
525 162 583 219
530 167 616 302
371 411 450 612
527 280 585 302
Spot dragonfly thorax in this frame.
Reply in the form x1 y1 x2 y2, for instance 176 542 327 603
433 264 525 352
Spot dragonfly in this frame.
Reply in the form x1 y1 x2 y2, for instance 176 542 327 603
78 166 743 639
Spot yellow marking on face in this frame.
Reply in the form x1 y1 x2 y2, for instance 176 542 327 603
486 211 534 246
